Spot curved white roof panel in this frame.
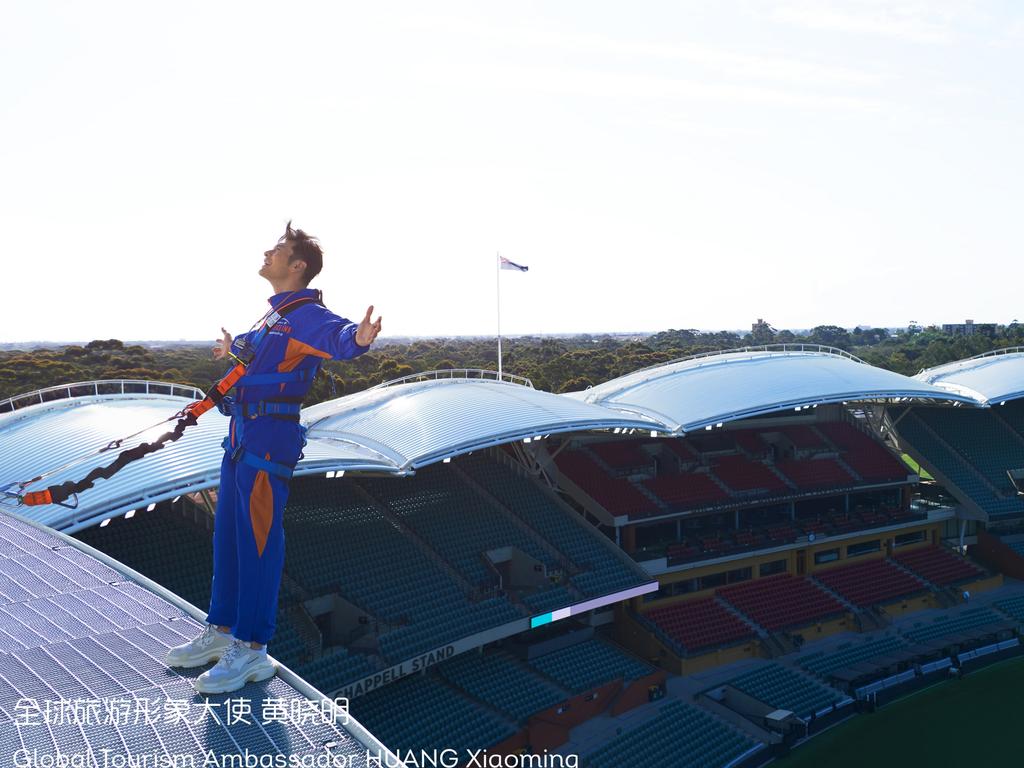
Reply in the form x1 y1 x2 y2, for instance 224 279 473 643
0 384 395 533
915 348 1024 405
570 346 980 433
303 375 664 470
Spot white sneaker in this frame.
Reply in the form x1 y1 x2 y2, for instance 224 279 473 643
165 624 234 668
194 639 277 694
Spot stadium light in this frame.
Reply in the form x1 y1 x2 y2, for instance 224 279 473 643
326 471 335 478
443 457 451 463
650 431 658 438
172 496 181 503
523 437 532 443
100 519 110 527
146 503 156 512
124 509 135 519
705 425 713 431
336 470 345 478
716 422 723 428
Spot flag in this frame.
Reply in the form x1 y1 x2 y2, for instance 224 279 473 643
499 256 529 272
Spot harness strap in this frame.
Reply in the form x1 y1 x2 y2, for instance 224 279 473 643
235 368 315 387
235 401 302 419
222 437 295 478
15 292 325 507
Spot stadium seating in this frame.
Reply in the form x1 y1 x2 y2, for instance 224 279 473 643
894 409 1024 516
782 425 829 451
460 455 648 597
359 466 558 588
817 422 910 482
799 635 908 678
901 608 1003 645
347 673 516 754
813 558 926 607
1005 540 1024 559
589 440 653 472
267 609 307 668
711 454 789 494
587 699 756 768
527 637 654 693
913 408 1024 495
284 478 522 662
555 451 660 517
997 400 1024 440
643 472 730 510
643 598 757 655
732 429 768 455
893 546 985 587
662 438 698 462
293 646 376 693
776 457 855 490
726 663 843 718
994 594 1024 621
718 574 847 631
436 651 567 722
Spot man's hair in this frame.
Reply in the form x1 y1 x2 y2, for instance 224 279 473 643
282 220 323 285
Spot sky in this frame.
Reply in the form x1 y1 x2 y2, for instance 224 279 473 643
2 1 1022 342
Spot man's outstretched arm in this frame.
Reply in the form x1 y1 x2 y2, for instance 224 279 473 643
317 305 382 360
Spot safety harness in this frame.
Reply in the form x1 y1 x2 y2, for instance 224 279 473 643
1 291 324 509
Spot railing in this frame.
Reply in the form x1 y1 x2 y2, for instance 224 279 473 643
0 379 204 414
918 346 1024 376
625 344 867 380
372 368 534 389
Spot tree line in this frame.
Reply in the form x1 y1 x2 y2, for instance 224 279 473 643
2 323 1023 406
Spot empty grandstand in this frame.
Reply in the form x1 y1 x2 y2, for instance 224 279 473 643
4 345 1024 767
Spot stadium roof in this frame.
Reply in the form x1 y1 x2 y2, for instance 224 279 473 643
567 345 981 433
0 354 985 531
0 509 399 766
0 374 661 531
0 381 396 532
302 370 665 470
914 348 1024 405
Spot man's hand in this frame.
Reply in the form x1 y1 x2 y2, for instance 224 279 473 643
355 305 382 347
213 327 232 360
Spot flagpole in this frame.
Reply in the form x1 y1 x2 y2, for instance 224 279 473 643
496 251 503 379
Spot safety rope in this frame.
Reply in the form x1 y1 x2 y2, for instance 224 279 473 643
1 292 320 510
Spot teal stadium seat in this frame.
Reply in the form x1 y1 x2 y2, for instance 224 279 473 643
726 663 843 718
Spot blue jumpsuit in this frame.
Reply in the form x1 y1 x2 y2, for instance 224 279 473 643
206 288 368 645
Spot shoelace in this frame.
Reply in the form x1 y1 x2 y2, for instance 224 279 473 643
217 640 246 667
196 625 219 648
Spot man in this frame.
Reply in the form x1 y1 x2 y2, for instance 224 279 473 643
165 222 381 694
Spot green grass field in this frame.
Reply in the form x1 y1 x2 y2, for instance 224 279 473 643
776 656 1024 767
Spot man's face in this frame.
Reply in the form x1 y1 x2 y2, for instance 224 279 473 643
259 237 303 282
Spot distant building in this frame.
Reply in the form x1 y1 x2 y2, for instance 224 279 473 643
942 319 997 337
751 318 775 344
